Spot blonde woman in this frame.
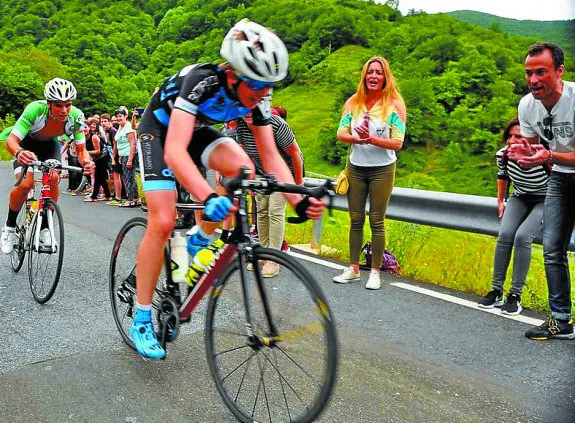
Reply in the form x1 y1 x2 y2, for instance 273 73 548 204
333 56 406 290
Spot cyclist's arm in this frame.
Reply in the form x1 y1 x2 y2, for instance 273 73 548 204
75 142 92 167
164 108 215 203
5 132 37 165
252 124 304 209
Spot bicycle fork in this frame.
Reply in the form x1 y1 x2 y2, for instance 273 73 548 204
239 249 279 349
28 205 56 253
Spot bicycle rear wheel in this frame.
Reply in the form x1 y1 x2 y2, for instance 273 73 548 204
10 205 27 272
109 217 168 349
28 198 64 304
205 247 338 423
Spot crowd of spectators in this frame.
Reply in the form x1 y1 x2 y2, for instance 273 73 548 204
59 106 143 208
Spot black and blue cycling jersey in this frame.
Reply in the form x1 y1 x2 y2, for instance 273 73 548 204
149 63 270 128
137 63 272 192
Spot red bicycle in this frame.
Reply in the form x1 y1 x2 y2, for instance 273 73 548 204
109 169 339 423
10 159 85 303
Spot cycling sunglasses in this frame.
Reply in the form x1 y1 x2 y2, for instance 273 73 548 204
237 75 274 90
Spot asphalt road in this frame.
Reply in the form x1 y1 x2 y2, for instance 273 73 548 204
0 161 574 423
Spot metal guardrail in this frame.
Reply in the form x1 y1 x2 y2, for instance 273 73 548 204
303 177 575 251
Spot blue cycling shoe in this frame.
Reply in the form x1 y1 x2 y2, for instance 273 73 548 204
130 309 165 360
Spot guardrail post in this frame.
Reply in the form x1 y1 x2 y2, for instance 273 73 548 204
311 214 323 250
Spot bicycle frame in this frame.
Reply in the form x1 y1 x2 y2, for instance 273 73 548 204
167 188 275 341
27 168 57 253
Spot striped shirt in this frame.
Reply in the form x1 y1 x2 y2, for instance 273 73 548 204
496 147 548 196
236 115 300 177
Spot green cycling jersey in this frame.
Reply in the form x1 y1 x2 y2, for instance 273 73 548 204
0 100 86 144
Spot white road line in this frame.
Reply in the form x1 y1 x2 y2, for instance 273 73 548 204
390 282 544 326
290 250 545 326
289 251 347 270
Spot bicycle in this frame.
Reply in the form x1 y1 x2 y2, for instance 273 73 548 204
10 159 86 304
109 169 339 423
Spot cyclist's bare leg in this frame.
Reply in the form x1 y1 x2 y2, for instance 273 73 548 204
49 171 60 202
135 189 177 305
8 171 34 213
197 142 254 235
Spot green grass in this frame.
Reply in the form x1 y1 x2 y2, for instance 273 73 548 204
285 208 575 314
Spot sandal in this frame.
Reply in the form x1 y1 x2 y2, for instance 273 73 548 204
83 198 97 202
119 200 137 208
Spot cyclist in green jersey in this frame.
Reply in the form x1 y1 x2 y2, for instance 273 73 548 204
0 78 95 254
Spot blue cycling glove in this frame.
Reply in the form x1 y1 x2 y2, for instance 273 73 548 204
204 194 233 222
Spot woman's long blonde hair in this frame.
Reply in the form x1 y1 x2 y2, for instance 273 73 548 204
349 56 404 118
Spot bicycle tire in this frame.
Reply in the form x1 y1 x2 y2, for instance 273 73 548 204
28 198 64 304
109 216 168 349
205 247 338 423
74 175 89 195
10 204 27 272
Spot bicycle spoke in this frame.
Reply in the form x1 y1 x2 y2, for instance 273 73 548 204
206 249 338 422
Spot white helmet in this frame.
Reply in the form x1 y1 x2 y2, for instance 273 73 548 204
220 19 289 83
44 78 77 101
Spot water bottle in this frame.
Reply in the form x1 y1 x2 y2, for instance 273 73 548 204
185 248 215 287
170 232 188 283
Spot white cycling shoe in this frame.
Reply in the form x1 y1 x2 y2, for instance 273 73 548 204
1 225 17 254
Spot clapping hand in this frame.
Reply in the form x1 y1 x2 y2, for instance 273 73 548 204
516 144 549 168
507 139 533 162
355 125 370 144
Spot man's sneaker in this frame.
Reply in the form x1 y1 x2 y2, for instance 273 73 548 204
477 289 503 309
333 266 361 284
525 318 575 341
281 240 290 253
365 271 381 290
0 225 17 254
501 293 522 315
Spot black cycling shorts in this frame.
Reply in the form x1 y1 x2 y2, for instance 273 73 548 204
137 109 234 192
12 135 61 175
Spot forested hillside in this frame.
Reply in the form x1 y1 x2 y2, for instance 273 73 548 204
0 0 573 195
446 10 575 56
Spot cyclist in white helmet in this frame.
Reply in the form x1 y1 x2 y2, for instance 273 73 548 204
0 78 95 254
131 19 324 359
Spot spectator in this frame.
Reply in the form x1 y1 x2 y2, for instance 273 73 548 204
131 107 142 131
83 117 111 202
111 115 119 129
101 113 123 205
113 107 139 207
509 42 575 340
236 107 304 277
332 56 406 290
478 119 549 315
60 135 82 194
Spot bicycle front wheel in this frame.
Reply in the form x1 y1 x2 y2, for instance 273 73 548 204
205 247 339 423
28 198 64 304
10 204 27 272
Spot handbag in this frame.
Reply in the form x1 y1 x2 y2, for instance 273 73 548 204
335 147 351 195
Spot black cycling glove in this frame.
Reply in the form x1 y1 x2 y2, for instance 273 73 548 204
287 196 311 224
